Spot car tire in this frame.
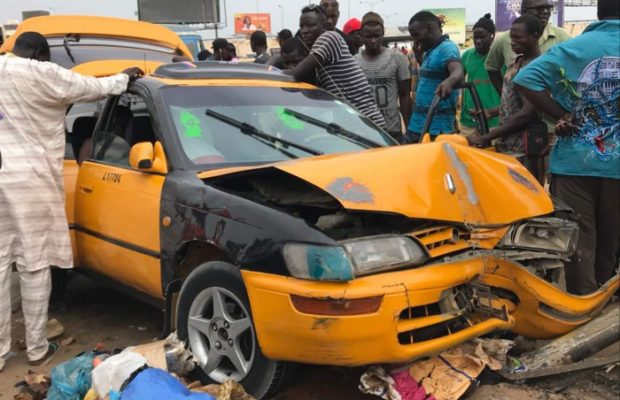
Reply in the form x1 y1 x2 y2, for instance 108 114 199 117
176 261 296 399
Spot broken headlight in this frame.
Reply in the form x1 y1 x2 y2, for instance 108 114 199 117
343 236 428 277
499 217 578 254
282 236 428 281
283 244 354 281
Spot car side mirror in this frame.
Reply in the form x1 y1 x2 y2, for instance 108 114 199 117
129 141 168 174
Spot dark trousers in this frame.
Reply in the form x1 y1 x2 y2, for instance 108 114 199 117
550 175 620 295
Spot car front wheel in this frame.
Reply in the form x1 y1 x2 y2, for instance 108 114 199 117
176 261 295 399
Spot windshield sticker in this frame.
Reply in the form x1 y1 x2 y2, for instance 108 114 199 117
0 110 4 121
508 168 539 193
327 177 374 204
276 107 304 130
180 111 203 138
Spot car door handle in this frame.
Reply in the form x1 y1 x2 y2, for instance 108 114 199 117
79 184 93 194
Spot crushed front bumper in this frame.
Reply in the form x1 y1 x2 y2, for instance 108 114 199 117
242 254 619 366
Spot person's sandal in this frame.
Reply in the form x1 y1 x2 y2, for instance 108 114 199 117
29 342 60 367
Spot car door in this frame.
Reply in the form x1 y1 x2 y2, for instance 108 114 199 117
74 92 165 299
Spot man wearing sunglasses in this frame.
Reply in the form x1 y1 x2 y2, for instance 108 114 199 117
486 0 570 95
290 4 386 129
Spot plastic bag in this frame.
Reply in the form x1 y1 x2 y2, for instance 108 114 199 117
47 351 96 400
120 368 215 400
92 351 147 398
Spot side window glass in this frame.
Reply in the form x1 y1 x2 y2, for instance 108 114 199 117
64 101 104 160
92 93 156 167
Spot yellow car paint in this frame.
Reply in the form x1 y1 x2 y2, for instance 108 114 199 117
0 15 192 58
242 258 619 366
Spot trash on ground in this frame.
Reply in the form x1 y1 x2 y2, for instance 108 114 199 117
360 338 513 400
91 351 147 398
126 333 196 376
47 351 96 400
120 368 215 399
13 371 51 400
359 365 434 400
500 303 620 380
188 379 256 400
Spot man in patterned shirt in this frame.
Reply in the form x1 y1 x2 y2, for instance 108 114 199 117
355 12 412 141
289 4 386 129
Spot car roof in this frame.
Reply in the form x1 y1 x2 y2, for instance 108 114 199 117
0 15 192 57
151 61 297 83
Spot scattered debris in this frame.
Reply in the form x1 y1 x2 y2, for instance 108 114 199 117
121 368 216 399
127 333 196 376
47 352 95 400
360 339 513 400
359 366 434 400
13 371 50 400
91 351 147 398
501 304 620 380
189 380 256 400
408 339 513 400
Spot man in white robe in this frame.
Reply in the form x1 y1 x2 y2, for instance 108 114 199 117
0 32 141 367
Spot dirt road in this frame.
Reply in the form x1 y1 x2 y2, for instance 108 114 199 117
1 274 618 399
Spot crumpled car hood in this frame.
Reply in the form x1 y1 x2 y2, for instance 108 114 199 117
200 142 553 226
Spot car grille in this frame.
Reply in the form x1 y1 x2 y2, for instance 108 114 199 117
396 301 473 345
411 226 471 258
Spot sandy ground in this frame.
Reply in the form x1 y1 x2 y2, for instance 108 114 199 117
1 274 618 399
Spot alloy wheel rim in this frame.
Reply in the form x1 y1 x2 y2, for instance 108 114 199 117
187 286 256 382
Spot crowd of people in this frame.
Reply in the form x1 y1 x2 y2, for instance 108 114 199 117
0 0 617 372
253 0 618 298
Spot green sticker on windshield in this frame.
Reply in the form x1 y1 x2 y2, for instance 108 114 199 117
180 111 203 138
276 106 305 130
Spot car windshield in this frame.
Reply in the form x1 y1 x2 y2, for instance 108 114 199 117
48 37 177 69
162 85 394 168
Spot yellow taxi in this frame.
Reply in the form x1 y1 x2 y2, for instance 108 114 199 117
3 18 618 400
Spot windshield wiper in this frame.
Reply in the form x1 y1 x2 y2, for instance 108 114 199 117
63 35 77 64
283 108 383 149
205 110 323 157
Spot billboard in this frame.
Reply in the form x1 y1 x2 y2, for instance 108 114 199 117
496 0 564 31
426 8 467 45
138 0 220 24
234 14 271 34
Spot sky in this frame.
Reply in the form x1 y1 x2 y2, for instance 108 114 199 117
1 0 596 39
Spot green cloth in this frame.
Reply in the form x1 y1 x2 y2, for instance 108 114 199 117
485 24 571 72
460 49 501 129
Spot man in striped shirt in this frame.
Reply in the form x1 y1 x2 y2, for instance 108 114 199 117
289 4 386 129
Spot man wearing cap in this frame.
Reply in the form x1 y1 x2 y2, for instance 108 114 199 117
343 18 363 54
319 0 357 54
485 0 570 95
355 12 412 141
459 14 502 136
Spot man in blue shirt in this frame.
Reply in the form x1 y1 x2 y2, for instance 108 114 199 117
404 11 464 143
514 0 619 295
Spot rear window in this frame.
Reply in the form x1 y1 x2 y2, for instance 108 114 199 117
48 36 177 69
